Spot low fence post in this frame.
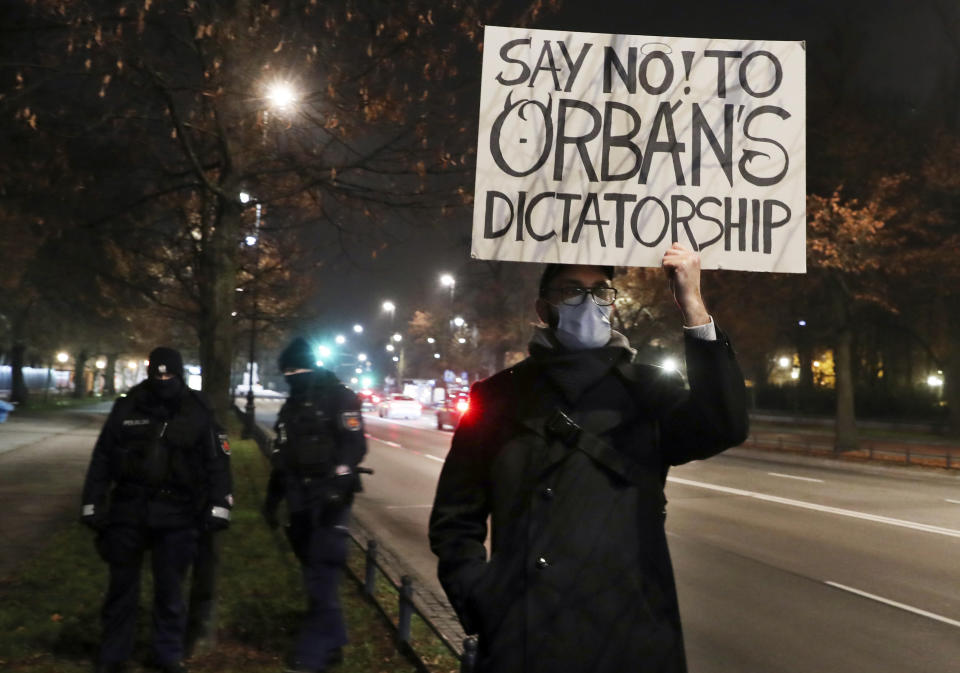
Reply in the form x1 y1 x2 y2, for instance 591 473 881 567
364 540 378 598
398 575 413 645
461 637 478 673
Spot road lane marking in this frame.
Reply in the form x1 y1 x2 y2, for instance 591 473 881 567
366 434 445 464
667 476 960 539
946 499 960 505
767 472 824 483
825 582 960 629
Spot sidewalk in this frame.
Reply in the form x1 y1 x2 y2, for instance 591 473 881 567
0 406 109 578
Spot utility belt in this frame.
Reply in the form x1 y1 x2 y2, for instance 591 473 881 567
113 481 195 504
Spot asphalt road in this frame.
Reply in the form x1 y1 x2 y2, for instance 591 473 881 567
252 402 960 671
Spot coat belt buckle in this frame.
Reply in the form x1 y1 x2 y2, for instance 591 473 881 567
546 409 581 446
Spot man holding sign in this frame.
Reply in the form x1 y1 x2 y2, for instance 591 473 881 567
429 244 748 672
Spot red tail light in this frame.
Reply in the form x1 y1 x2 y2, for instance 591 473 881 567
456 399 469 413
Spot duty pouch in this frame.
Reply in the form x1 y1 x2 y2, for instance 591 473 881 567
282 404 337 476
119 420 170 487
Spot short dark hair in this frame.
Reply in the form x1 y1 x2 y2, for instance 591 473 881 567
538 264 615 296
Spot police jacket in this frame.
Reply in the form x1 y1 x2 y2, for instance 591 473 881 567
81 381 233 529
266 369 367 514
429 328 748 673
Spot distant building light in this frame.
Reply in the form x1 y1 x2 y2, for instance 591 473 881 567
127 361 138 370
798 320 807 326
56 352 69 363
335 335 346 345
353 324 364 333
245 235 258 246
358 353 367 362
427 337 435 344
927 375 944 387
790 369 800 380
392 356 399 362
778 356 791 368
458 337 466 344
812 360 821 368
386 344 395 352
433 353 441 359
392 333 402 342
95 359 106 369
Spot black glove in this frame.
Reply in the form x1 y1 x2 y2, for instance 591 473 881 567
80 506 106 531
325 468 358 507
204 506 231 532
261 501 280 530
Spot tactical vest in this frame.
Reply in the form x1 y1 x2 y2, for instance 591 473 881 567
276 392 338 477
115 397 203 497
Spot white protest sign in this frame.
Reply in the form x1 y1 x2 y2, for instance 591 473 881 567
471 26 806 273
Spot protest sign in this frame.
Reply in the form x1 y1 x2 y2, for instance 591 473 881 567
471 26 806 272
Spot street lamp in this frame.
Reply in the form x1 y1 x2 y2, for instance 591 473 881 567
382 300 396 329
240 189 264 438
353 324 364 334
335 334 346 345
265 80 299 112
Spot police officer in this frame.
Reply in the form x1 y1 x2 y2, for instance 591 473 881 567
81 347 233 673
262 337 367 673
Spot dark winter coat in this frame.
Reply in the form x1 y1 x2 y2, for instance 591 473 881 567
265 369 367 516
429 329 748 673
82 381 233 530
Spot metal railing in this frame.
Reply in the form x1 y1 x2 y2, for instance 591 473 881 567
745 432 959 470
345 535 478 673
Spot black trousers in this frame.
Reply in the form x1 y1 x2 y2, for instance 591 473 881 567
97 524 198 666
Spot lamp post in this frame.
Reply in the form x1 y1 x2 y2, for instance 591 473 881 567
240 191 262 439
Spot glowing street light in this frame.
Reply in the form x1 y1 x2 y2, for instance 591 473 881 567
95 359 106 370
662 357 678 372
317 345 332 358
778 356 791 368
265 80 299 111
453 316 465 328
427 337 435 344
56 352 69 364
358 353 367 362
335 334 346 345
386 344 395 353
392 333 403 342
353 324 364 334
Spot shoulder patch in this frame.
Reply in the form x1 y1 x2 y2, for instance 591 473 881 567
340 411 363 432
122 418 151 426
218 432 231 455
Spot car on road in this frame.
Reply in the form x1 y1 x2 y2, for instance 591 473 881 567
437 390 470 430
377 394 422 420
357 389 382 411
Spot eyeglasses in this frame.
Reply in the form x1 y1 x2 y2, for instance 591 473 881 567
544 285 618 306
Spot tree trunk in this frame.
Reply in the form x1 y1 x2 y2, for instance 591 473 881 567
834 325 859 451
104 353 118 396
198 197 240 422
10 341 29 406
73 350 89 398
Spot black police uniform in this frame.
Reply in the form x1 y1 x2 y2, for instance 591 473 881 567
81 355 232 673
263 358 366 673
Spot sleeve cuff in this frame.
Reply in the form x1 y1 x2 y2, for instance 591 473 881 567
683 316 717 341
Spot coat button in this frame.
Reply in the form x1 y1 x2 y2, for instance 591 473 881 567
542 487 555 500
536 557 550 569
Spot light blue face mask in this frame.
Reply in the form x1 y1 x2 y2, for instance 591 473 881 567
554 299 612 350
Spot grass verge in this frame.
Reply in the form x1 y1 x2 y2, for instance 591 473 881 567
0 421 447 673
